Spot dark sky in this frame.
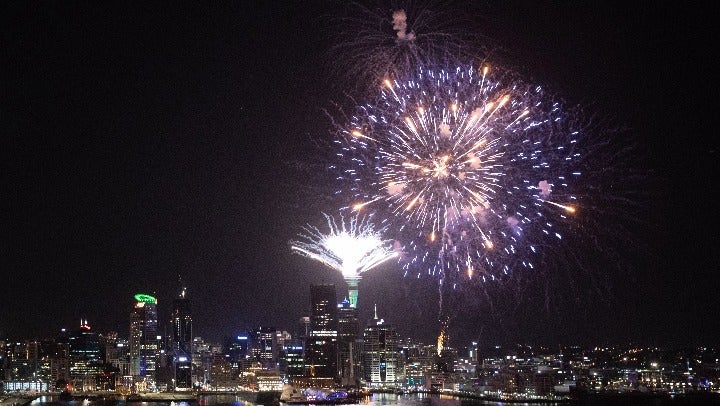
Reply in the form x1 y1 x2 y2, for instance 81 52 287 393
2 2 717 349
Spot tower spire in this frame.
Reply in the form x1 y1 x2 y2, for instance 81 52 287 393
178 274 187 298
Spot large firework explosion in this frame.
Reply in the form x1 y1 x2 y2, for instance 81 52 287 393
333 64 582 292
290 213 398 308
315 2 652 346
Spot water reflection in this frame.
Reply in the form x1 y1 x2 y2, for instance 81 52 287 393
27 393 565 406
198 394 255 406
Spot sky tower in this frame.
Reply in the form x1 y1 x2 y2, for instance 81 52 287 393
291 213 398 309
346 275 360 308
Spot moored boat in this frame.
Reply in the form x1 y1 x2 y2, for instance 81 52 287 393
279 386 358 404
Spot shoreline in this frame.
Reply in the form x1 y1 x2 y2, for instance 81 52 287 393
5 389 718 405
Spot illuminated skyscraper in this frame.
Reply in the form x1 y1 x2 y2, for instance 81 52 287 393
337 299 359 385
104 332 131 380
305 284 338 380
172 286 192 353
171 286 192 389
129 293 159 389
225 333 250 371
280 338 305 378
68 320 102 390
362 305 399 386
51 329 71 386
310 284 337 336
252 327 276 369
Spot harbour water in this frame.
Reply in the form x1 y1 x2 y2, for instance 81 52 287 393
19 391 720 406
21 392 566 406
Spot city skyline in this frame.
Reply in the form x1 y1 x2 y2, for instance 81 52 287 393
2 2 718 348
5 291 718 398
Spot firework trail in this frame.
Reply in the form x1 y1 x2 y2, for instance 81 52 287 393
333 64 581 302
323 1 492 93
290 212 399 308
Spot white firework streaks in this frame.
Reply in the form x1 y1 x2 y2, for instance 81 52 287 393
333 64 581 284
290 213 398 307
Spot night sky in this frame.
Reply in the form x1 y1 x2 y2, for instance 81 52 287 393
3 2 717 349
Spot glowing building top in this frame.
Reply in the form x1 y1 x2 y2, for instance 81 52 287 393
134 293 157 304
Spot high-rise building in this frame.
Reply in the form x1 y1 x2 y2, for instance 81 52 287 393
191 337 211 385
104 332 131 389
337 299 359 385
129 293 159 390
275 330 291 359
51 329 71 389
209 351 235 388
3 339 47 382
252 327 276 369
400 340 439 389
35 339 57 383
225 333 250 371
305 284 338 380
171 286 192 389
280 338 305 378
362 305 399 387
102 331 118 365
172 286 192 352
68 320 103 390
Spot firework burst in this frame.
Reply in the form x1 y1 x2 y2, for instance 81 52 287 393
334 64 581 284
290 213 398 307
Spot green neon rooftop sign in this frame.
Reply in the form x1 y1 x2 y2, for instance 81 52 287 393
134 293 157 304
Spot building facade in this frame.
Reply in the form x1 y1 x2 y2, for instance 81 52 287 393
305 284 338 381
337 299 360 385
68 321 102 390
252 327 276 369
129 293 159 390
363 307 399 387
171 286 193 389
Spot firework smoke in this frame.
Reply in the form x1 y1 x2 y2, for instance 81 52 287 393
323 1 491 92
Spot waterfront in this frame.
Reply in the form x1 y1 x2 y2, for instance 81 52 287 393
10 393 564 406
7 391 717 406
